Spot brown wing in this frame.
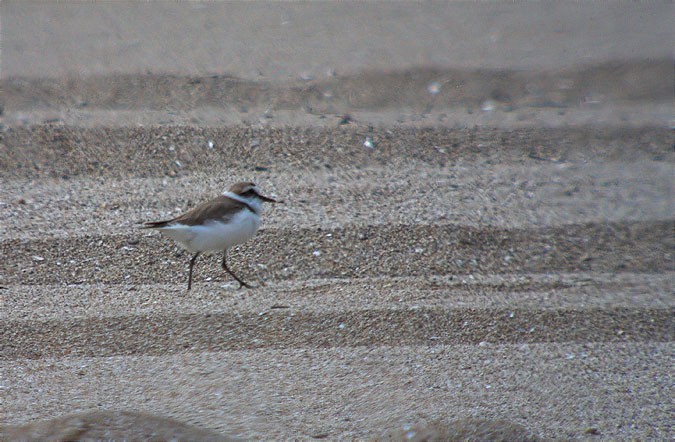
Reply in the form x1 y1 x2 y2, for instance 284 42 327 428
143 195 250 228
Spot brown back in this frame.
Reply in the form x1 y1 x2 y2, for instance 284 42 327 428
144 195 253 228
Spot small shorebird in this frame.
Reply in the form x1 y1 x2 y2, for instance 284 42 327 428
144 182 279 290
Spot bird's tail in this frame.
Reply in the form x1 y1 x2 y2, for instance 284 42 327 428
142 220 171 229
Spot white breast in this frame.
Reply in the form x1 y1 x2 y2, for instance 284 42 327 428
158 210 261 253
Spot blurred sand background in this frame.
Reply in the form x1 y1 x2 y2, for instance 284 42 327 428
1 1 673 440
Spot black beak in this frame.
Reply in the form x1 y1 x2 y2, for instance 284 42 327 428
258 193 281 203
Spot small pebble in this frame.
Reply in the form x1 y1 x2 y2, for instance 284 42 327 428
427 81 441 95
338 115 353 125
481 100 496 112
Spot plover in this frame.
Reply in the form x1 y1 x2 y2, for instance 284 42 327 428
144 182 279 290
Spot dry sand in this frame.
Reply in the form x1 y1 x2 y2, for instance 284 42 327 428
1 2 673 440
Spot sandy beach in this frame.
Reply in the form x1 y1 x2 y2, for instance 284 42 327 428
1 2 673 440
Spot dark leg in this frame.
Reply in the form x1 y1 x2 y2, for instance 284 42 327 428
222 249 252 289
188 252 200 291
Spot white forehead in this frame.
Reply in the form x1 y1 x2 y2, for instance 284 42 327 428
224 183 258 195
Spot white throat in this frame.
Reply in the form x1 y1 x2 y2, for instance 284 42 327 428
223 190 263 214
